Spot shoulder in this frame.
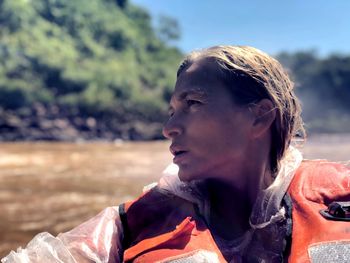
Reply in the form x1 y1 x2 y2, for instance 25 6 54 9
120 186 199 247
289 159 350 203
124 187 195 225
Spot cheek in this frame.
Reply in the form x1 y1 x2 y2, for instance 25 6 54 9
187 117 218 145
187 121 227 158
189 114 250 156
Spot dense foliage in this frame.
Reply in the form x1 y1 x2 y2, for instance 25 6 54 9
278 52 350 133
0 0 182 140
0 0 349 140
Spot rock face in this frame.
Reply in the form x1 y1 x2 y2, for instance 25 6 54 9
0 105 165 141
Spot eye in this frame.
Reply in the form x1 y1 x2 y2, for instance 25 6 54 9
186 99 201 107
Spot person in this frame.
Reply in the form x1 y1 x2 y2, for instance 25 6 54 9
2 46 350 263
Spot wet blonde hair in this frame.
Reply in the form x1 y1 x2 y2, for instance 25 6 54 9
177 45 304 174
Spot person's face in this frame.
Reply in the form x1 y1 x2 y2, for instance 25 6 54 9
163 59 255 182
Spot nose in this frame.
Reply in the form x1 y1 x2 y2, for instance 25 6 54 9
162 115 183 139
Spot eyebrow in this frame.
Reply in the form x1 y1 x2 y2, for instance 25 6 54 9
168 89 208 112
174 89 208 101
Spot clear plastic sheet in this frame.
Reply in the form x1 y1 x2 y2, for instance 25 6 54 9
1 232 76 263
250 146 303 227
2 206 122 263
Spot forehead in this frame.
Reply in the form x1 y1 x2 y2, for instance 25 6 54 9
172 59 227 99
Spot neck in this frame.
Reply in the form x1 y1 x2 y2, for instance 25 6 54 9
201 179 251 239
203 141 274 239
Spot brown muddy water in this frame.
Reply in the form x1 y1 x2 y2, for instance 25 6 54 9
1 135 350 257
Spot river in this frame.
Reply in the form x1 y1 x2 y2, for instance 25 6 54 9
1 135 349 257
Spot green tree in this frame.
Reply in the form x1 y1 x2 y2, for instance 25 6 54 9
156 15 181 44
0 0 183 140
0 0 182 113
278 51 350 132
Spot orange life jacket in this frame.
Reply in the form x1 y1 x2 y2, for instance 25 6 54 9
288 160 350 262
120 160 350 262
120 188 228 262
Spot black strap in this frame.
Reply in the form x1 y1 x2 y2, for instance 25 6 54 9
118 203 131 261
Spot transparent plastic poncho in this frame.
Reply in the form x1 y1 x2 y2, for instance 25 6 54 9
1 206 123 263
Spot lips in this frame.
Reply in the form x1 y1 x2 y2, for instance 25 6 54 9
170 144 189 164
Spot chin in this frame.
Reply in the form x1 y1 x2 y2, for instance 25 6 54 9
178 168 200 182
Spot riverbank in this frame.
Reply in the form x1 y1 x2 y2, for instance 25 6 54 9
0 105 164 141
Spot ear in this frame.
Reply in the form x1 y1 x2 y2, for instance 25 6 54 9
249 99 276 138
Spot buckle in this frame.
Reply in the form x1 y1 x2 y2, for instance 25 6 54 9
320 201 350 221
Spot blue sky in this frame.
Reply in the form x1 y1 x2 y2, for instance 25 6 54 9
131 0 350 56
